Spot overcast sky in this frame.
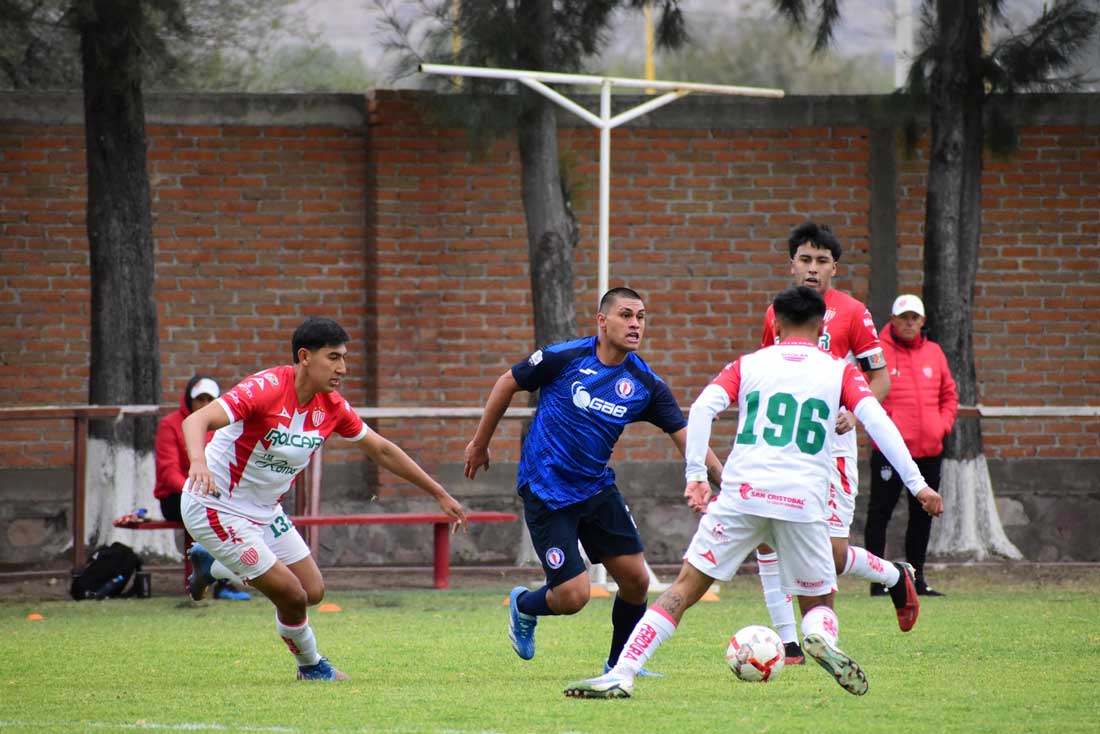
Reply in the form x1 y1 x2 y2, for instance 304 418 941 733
292 0 1083 90
294 0 903 81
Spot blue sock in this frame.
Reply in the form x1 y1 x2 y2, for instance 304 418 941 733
607 595 648 667
516 586 554 617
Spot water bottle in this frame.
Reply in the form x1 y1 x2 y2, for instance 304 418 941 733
93 574 126 600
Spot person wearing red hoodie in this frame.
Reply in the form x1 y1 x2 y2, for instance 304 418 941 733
156 376 221 521
865 295 958 597
155 375 250 600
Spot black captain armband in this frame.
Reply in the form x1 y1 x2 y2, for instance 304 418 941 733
858 351 888 372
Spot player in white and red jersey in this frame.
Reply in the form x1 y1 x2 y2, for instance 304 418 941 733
180 317 468 681
754 222 917 666
565 286 943 699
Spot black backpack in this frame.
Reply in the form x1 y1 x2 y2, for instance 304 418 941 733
70 542 143 600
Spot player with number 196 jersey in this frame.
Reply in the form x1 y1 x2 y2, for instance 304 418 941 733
564 286 944 700
181 317 468 682
753 223 919 668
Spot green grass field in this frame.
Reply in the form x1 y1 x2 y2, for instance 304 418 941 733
2 567 1098 734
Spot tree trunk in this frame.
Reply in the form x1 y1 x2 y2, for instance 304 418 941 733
923 0 1020 560
512 1 580 566
515 1 579 351
79 0 170 556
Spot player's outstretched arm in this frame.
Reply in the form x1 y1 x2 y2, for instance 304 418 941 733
865 364 891 402
853 396 937 515
464 369 522 479
356 429 469 531
915 487 944 517
182 401 232 497
668 427 723 511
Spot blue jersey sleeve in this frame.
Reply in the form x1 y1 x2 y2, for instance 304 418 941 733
511 346 572 392
638 379 687 434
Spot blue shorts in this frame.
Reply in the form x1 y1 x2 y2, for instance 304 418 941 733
520 484 644 589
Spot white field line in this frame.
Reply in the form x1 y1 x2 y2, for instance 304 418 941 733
0 721 514 734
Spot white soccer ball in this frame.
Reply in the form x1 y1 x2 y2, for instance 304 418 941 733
726 625 785 683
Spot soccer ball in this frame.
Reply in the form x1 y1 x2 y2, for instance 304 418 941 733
726 625 785 683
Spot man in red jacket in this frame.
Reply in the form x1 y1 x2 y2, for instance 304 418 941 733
865 295 958 596
155 375 250 600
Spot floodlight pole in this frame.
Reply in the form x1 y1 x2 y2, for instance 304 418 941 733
420 63 784 300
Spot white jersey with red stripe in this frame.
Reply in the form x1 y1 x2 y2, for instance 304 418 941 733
197 365 368 524
685 339 874 523
761 288 885 460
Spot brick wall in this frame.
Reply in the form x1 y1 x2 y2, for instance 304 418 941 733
1 94 371 473
2 91 1097 498
895 125 1100 459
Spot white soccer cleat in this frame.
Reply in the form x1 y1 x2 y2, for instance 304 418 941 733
563 670 635 699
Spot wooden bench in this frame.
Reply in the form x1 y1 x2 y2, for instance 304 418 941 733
124 511 516 591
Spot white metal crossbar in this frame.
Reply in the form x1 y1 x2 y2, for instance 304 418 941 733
419 63 785 301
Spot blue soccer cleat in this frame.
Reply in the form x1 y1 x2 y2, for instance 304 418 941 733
296 657 349 681
187 544 216 601
213 580 251 601
508 586 538 660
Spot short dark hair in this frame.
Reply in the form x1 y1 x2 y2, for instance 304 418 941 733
773 285 826 328
788 221 842 261
599 287 643 314
291 317 350 363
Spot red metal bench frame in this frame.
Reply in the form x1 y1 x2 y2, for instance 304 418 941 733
127 511 516 590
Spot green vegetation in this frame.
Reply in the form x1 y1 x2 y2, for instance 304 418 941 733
1 569 1097 734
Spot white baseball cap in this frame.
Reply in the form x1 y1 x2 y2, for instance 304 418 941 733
189 377 220 399
891 294 925 317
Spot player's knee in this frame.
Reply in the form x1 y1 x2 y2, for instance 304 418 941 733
305 582 325 606
271 583 310 614
615 569 650 600
551 584 589 614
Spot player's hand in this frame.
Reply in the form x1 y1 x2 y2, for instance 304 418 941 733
684 481 711 513
916 487 943 517
438 493 469 533
463 440 490 479
835 411 855 435
186 463 220 497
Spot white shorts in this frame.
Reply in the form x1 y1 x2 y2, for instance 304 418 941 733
826 455 858 538
181 493 310 582
685 503 836 598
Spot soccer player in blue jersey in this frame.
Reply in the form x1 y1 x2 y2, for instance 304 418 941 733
464 287 724 675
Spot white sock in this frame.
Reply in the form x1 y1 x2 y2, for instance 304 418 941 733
210 560 245 586
276 616 322 666
612 607 677 677
801 605 840 647
756 551 797 644
841 546 900 587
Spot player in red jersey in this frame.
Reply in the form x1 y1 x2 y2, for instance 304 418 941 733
755 223 919 665
181 317 468 681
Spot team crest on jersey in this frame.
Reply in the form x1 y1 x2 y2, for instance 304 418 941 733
311 409 325 427
880 465 894 481
545 547 565 569
923 366 933 378
265 373 279 386
823 308 836 322
240 547 260 566
615 378 635 399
